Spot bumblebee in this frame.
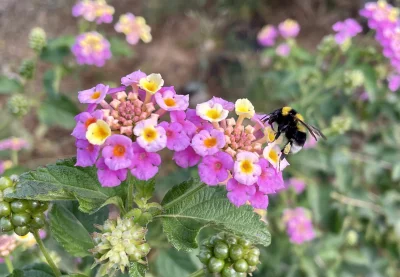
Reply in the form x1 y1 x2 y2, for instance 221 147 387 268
261 106 326 160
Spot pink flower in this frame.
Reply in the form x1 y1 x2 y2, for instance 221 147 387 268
276 43 291 57
78 84 108 104
102 135 133 170
133 119 167 152
72 110 103 140
388 74 400 91
96 158 127 187
75 139 100 167
227 178 256 207
185 109 213 134
192 129 226 157
332 18 362 45
257 25 278 47
207 97 234 111
130 142 161 180
155 89 189 111
248 189 269 209
173 146 201 168
71 32 112 67
0 235 17 257
0 138 29 151
121 70 147 87
257 158 284 193
199 151 234 186
170 111 197 138
233 151 261 186
286 178 306 194
159 122 190 151
283 207 316 244
278 19 300 38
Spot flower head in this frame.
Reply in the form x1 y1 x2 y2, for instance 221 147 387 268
72 0 114 24
199 151 234 185
129 142 161 180
283 207 316 244
102 135 133 170
78 84 108 104
0 138 29 151
278 19 300 38
86 119 112 145
234 151 261 186
286 178 306 194
155 89 189 111
139 74 164 95
276 43 291 57
192 129 226 157
133 118 167 152
115 13 152 45
235 98 255 118
0 235 17 257
72 110 104 140
257 25 278 46
72 32 111 67
332 18 362 45
196 102 229 123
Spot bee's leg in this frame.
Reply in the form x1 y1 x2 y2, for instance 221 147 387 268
273 124 290 142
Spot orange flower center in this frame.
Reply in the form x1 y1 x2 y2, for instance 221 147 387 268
91 91 101 99
113 145 126 157
204 137 217 148
240 160 253 174
164 98 176 107
85 118 97 128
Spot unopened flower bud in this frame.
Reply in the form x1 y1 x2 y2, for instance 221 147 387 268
7 94 30 118
29 27 47 53
346 230 358 246
19 59 35 79
317 35 337 56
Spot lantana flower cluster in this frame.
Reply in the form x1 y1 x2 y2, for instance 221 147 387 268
71 0 151 67
282 207 316 244
257 19 300 57
169 98 288 209
332 18 362 46
73 70 189 187
360 0 400 91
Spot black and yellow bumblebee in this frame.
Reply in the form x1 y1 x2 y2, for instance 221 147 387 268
261 106 326 160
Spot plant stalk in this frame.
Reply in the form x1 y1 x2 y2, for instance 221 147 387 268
4 256 13 273
11 150 18 166
33 229 62 277
126 177 134 211
188 268 205 277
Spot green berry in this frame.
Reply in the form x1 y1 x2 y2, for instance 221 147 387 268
0 177 13 191
237 273 247 277
208 257 225 273
248 247 260 256
234 259 249 273
28 201 41 212
214 242 229 259
129 251 142 262
238 238 251 248
19 60 35 79
29 27 47 53
229 245 244 261
7 94 30 118
246 254 259 266
198 249 212 264
137 243 150 256
131 208 142 220
222 265 237 277
226 235 237 245
11 213 31 226
38 202 49 212
30 213 45 229
0 202 11 217
11 200 30 213
0 217 14 232
14 226 29 236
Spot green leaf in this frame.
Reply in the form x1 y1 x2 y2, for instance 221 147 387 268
38 94 79 129
134 177 155 202
129 262 147 277
40 36 74 64
43 69 61 97
358 65 377 102
155 248 199 277
0 76 22 94
159 178 270 251
8 158 125 213
110 37 134 58
8 263 54 277
49 203 94 257
391 163 400 181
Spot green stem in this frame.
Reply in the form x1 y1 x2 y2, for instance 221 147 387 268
188 268 205 277
4 256 13 273
11 150 18 166
33 230 61 277
126 177 134 211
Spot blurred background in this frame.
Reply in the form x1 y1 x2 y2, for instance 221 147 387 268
1 0 400 276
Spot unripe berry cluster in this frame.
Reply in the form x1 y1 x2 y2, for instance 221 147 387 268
198 232 261 276
0 177 48 236
90 217 150 275
29 27 47 53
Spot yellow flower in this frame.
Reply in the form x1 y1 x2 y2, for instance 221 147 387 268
139 73 164 94
235 99 255 118
86 120 111 145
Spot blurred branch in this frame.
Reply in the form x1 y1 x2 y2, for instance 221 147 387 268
330 191 384 214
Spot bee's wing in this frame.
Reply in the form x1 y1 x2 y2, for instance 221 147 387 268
297 119 326 140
